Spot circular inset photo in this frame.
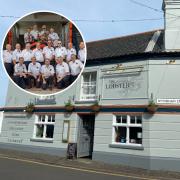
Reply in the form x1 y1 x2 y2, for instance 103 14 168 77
2 11 86 95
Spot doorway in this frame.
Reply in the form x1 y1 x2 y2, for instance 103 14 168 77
77 114 95 158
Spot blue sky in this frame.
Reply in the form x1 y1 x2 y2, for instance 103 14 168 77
0 0 164 106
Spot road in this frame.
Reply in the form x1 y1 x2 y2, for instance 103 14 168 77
0 156 150 180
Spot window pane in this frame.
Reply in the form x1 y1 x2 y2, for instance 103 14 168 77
36 125 44 138
137 116 142 124
46 125 54 138
48 115 51 122
38 115 41 122
114 126 127 143
116 116 121 123
52 115 55 122
130 116 135 124
122 116 127 123
129 127 142 144
42 115 45 122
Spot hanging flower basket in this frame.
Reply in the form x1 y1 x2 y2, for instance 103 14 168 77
147 105 158 114
64 100 74 112
91 104 101 112
25 103 35 114
65 105 74 112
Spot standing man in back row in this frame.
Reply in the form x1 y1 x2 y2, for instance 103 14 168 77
55 40 67 59
78 42 86 63
66 42 76 62
12 43 22 65
21 43 33 69
43 40 55 65
33 43 44 65
3 44 13 76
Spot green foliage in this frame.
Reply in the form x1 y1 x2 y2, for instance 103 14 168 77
25 102 35 113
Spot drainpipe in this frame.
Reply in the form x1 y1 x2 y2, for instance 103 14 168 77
8 30 12 45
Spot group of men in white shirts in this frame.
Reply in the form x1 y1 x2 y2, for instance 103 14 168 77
3 38 86 91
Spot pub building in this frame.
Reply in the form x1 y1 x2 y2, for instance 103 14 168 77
1 0 180 171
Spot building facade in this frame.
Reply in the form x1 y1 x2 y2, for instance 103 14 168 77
1 0 180 171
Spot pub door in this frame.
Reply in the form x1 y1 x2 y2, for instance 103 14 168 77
77 114 95 158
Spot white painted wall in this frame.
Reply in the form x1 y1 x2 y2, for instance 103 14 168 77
164 0 180 50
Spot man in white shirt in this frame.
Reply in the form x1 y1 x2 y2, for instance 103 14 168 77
3 44 13 76
27 57 41 88
24 28 33 44
55 41 67 59
48 28 59 46
69 54 83 83
30 25 39 41
66 42 76 62
41 58 55 90
78 42 86 63
43 40 55 65
55 56 70 89
33 43 44 65
21 43 33 69
12 43 22 65
13 57 28 89
39 25 49 37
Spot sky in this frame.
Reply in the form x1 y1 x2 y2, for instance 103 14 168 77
0 0 164 106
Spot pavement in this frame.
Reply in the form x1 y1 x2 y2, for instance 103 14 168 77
0 149 180 180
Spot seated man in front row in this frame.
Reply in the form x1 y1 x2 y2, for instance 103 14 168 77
55 56 70 89
27 56 41 88
41 58 55 90
13 57 28 89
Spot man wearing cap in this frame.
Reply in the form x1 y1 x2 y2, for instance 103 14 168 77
27 56 41 88
69 54 83 83
78 42 86 63
41 58 55 90
66 42 76 62
33 43 44 65
3 44 13 76
13 57 28 89
12 43 22 65
39 25 49 37
55 56 70 89
55 41 67 59
43 40 55 65
21 43 33 69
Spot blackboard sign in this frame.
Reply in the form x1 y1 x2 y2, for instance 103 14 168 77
67 143 77 159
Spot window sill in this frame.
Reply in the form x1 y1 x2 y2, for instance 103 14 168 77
75 99 98 104
30 138 53 143
109 143 144 150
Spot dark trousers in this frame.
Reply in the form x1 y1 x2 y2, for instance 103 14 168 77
27 75 41 88
24 61 31 70
71 75 78 84
42 76 54 90
4 63 13 77
13 75 28 89
57 75 70 89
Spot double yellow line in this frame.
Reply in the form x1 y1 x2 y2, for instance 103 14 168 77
0 154 175 180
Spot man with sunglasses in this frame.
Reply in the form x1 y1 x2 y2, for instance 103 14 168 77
55 40 67 59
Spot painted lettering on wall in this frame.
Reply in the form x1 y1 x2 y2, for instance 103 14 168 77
105 80 135 89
